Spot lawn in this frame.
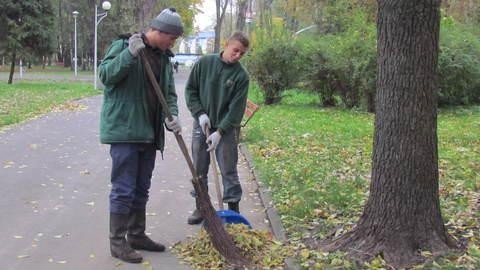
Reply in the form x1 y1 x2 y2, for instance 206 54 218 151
0 65 88 73
243 85 480 269
0 81 99 127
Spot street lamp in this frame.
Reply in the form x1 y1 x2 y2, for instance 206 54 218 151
72 10 79 77
94 1 111 89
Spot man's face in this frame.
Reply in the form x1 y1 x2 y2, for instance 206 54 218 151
152 31 179 51
222 40 248 64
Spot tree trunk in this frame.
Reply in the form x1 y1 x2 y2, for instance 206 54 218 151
366 91 375 113
236 0 248 31
323 1 458 268
214 0 229 53
258 0 273 33
137 0 155 30
8 49 16 84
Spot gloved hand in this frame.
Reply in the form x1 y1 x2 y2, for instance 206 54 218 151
165 115 181 134
198 114 210 135
206 131 221 152
128 33 145 57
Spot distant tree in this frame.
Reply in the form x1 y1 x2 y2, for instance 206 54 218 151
442 0 480 23
46 0 199 72
132 0 199 34
236 0 248 31
323 1 459 268
257 0 273 33
275 0 322 32
214 0 229 52
0 0 55 83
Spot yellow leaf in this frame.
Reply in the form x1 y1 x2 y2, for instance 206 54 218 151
300 248 310 259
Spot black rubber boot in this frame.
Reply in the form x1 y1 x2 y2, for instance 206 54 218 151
127 209 165 252
187 199 204 225
110 213 143 263
228 202 240 213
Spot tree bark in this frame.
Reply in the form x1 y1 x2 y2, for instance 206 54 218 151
8 49 16 84
323 1 458 268
56 0 63 65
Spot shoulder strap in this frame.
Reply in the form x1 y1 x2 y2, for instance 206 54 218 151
117 33 132 40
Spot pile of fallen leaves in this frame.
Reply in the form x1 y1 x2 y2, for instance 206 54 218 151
173 224 292 269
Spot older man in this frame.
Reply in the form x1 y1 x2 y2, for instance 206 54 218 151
99 8 183 263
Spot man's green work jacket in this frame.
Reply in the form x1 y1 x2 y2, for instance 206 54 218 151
185 53 249 135
99 37 178 152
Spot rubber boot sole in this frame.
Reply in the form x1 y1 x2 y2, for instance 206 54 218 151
111 252 143 264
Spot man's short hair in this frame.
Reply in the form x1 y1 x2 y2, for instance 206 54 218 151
228 32 250 48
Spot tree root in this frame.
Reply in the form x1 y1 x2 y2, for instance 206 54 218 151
320 227 460 269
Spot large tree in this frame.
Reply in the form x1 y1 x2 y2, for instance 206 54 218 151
0 0 55 83
324 0 458 268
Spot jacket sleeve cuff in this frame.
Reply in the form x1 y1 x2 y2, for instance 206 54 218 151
194 110 206 119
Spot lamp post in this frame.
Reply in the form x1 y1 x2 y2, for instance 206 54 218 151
94 1 111 89
72 10 79 77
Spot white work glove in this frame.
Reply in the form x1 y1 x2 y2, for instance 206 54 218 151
128 33 145 57
165 115 182 134
206 131 222 152
198 114 210 135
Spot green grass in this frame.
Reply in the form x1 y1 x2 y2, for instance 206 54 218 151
0 81 99 127
244 85 480 269
0 65 89 73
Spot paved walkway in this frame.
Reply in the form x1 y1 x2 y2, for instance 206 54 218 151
0 71 270 270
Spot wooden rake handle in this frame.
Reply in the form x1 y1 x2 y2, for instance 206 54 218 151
138 50 198 181
206 129 224 210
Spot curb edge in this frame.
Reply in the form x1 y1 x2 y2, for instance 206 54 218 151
239 143 301 270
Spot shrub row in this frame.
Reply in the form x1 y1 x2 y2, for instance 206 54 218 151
245 12 480 110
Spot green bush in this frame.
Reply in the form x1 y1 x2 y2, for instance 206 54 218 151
296 8 377 111
295 37 336 107
248 5 480 110
246 40 301 105
299 11 480 110
438 17 480 106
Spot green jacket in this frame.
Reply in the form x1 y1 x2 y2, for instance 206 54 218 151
185 53 249 134
99 36 178 152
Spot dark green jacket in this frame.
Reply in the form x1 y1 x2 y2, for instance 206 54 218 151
99 37 178 152
185 53 249 134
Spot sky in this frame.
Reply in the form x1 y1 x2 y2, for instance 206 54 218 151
194 0 216 30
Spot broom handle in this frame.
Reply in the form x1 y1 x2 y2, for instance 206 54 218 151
140 51 250 267
206 129 224 210
139 50 198 180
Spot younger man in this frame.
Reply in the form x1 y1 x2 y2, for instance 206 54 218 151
185 32 250 225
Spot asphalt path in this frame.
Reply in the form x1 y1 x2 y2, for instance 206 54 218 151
0 70 270 270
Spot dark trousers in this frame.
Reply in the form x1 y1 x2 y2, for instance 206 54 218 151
109 143 156 214
191 120 242 203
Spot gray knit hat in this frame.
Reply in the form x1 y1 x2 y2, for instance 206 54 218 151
150 8 184 36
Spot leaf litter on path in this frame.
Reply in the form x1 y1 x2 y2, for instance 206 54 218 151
173 224 292 269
